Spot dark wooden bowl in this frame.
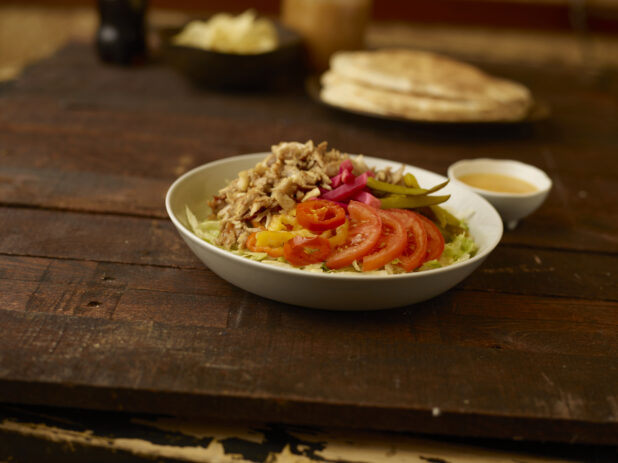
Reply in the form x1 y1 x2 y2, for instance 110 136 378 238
158 22 304 90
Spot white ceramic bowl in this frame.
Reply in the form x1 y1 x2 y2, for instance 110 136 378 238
447 158 552 230
166 153 503 310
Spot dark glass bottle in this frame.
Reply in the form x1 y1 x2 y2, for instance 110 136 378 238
96 0 147 65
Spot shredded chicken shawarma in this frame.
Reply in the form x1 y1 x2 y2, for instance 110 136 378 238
208 140 405 249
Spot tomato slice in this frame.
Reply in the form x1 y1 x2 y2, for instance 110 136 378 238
388 209 428 272
325 201 382 269
283 236 332 266
362 210 408 272
246 232 284 258
417 214 445 262
296 200 346 233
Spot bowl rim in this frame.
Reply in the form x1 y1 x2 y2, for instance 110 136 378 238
447 158 553 199
166 153 504 281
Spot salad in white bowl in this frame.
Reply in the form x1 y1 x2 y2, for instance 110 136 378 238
166 141 503 310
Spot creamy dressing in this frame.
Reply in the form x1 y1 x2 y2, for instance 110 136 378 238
458 173 537 194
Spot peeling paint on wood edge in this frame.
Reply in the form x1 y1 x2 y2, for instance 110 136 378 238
1 418 579 463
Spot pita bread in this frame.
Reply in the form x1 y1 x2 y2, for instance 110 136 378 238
320 70 531 122
329 49 532 109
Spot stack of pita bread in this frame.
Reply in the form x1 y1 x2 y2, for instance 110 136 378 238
320 49 534 122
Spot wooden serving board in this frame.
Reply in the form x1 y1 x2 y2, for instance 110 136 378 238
0 43 616 445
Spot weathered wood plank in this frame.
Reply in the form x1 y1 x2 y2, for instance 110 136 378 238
1 211 616 301
0 309 616 444
2 253 616 319
1 101 616 251
0 208 618 300
463 246 618 301
0 166 170 217
0 207 196 268
1 254 616 356
2 94 617 179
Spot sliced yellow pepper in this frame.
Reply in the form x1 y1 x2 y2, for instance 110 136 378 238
255 230 295 248
255 228 316 249
322 219 349 247
268 212 301 231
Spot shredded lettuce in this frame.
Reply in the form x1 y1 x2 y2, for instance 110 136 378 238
442 233 478 265
185 206 220 244
417 233 478 271
418 259 442 271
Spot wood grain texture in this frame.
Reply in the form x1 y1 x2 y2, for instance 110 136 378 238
2 210 616 301
0 43 616 445
1 308 617 444
1 255 616 351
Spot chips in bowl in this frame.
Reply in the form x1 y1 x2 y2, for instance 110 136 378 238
173 10 278 54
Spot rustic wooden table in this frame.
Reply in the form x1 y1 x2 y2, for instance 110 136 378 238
0 40 616 460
